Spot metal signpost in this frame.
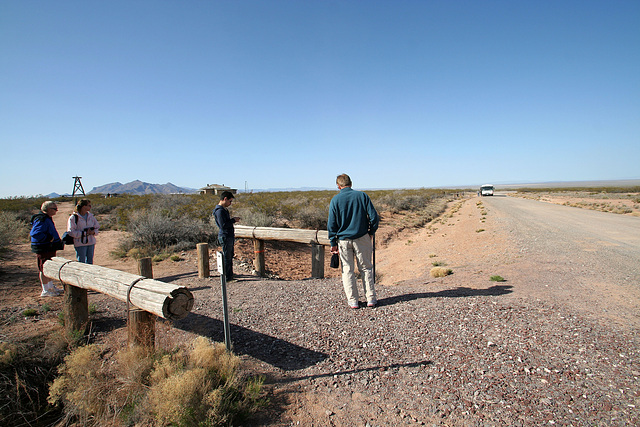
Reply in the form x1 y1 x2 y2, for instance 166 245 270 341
216 251 232 351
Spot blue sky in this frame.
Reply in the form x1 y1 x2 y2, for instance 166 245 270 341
1 0 638 197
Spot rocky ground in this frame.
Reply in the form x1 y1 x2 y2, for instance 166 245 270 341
1 192 639 426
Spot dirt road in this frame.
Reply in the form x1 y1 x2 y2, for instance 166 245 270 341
376 193 640 330
482 194 640 328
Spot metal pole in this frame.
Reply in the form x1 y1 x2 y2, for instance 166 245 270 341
372 233 376 284
217 251 231 351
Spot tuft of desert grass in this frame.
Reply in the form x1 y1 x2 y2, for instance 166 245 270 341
48 336 265 426
430 267 452 278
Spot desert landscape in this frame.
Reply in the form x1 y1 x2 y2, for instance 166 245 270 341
1 189 639 426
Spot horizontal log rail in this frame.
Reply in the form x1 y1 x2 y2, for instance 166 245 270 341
234 225 331 246
43 257 194 320
230 225 331 278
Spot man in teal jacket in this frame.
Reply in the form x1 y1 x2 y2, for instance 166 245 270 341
328 174 379 309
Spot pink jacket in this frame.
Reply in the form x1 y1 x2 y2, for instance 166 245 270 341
67 212 100 247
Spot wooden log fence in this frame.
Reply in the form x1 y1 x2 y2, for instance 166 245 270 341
234 225 330 245
233 225 331 278
43 257 194 347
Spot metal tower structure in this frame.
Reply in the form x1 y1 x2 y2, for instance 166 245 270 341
72 176 85 204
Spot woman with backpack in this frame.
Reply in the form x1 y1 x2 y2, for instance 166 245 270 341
67 199 100 264
30 201 64 297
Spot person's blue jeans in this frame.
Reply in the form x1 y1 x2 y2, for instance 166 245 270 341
218 236 235 280
75 244 95 264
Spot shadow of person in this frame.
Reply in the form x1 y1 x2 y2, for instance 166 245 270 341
378 285 513 307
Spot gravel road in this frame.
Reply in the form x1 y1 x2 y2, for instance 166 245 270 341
155 196 640 426
483 195 640 329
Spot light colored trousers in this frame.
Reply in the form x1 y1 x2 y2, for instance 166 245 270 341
338 234 376 305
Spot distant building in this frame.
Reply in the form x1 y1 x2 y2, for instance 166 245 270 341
199 184 237 196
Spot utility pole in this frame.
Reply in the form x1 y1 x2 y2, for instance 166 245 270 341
72 176 85 205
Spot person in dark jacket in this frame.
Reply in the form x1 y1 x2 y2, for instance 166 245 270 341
30 201 63 297
213 191 241 282
328 174 379 309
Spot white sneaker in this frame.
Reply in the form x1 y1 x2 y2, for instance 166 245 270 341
41 289 60 297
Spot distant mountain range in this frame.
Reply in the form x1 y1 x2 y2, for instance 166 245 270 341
89 180 198 195
43 178 639 199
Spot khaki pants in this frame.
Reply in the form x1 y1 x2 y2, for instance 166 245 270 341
338 234 376 305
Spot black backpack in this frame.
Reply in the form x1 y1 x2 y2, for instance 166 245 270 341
61 214 79 245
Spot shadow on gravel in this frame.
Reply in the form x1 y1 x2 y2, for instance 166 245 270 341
380 285 513 306
281 360 433 383
156 271 199 282
173 313 328 371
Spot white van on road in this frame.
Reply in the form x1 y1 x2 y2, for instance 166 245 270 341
480 184 495 196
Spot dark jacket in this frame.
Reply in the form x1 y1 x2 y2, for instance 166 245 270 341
328 187 379 247
213 205 236 239
30 213 62 254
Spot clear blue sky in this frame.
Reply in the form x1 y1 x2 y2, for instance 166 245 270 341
1 0 639 197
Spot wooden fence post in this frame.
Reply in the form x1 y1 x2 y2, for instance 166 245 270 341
254 239 265 277
197 243 210 278
129 257 156 350
311 243 324 278
138 256 153 278
63 283 88 339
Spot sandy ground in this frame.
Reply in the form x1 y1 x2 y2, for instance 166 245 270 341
1 193 639 425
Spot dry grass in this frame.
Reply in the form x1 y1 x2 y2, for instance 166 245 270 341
48 337 265 426
0 338 66 425
430 267 453 278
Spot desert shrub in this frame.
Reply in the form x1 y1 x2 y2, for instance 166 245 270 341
0 340 64 425
0 210 28 249
170 240 198 252
234 207 275 227
430 267 452 278
0 196 47 214
126 246 154 260
89 203 115 215
88 303 98 315
490 275 506 282
128 209 213 251
515 186 640 194
380 193 427 213
49 337 265 426
373 189 447 213
294 204 329 229
23 308 38 317
152 253 171 262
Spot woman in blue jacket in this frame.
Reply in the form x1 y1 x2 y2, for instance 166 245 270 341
30 201 64 297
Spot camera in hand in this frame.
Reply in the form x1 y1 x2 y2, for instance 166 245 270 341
81 227 94 244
